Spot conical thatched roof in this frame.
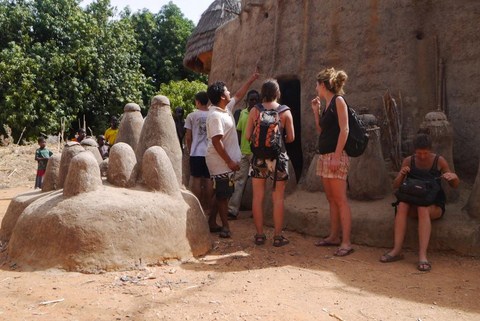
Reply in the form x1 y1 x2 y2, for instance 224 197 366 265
183 0 241 74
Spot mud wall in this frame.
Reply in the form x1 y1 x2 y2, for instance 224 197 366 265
209 0 480 179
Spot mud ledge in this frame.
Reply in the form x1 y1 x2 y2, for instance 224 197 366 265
280 186 480 257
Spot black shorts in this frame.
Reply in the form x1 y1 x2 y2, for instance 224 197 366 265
212 173 235 200
189 156 210 178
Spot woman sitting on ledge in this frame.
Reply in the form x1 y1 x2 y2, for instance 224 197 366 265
380 133 459 271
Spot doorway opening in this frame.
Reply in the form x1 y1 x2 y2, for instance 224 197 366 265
278 78 303 182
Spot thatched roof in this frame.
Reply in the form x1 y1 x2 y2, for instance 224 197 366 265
183 0 241 74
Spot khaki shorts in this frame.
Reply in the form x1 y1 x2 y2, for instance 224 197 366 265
316 151 350 180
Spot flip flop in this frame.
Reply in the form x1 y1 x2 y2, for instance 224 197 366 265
314 239 340 247
417 261 432 272
380 253 404 263
334 247 354 257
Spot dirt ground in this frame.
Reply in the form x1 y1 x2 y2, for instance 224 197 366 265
0 145 479 321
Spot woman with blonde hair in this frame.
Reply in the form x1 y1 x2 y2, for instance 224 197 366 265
310 67 354 256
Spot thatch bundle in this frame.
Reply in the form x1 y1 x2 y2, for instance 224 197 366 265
183 0 241 73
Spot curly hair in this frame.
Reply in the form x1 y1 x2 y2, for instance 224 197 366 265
316 67 348 95
207 81 226 105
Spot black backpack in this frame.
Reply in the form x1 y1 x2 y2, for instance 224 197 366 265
334 96 369 157
250 104 290 160
395 155 441 206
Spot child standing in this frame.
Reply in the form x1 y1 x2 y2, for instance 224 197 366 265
34 137 53 189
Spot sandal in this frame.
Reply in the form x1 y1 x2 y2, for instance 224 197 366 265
219 228 231 238
273 235 289 247
314 239 340 247
254 233 266 245
417 261 432 272
379 253 404 263
334 247 354 257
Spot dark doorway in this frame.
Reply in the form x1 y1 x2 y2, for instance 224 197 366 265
278 78 303 182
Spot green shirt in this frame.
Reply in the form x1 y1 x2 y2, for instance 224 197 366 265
237 108 251 155
35 147 53 170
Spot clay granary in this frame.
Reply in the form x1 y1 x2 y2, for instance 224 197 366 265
0 99 212 272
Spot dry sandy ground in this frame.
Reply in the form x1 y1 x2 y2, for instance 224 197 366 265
0 145 479 321
1 185 479 321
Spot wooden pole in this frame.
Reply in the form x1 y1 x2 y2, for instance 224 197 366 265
16 127 26 145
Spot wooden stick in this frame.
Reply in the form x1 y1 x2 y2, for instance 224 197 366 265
434 36 440 109
439 58 444 112
59 117 65 149
16 127 26 145
441 59 447 115
8 168 17 178
39 298 64 306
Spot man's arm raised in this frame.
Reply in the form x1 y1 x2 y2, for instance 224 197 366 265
233 69 260 102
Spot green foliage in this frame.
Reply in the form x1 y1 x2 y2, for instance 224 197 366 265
0 0 148 140
0 0 207 142
129 2 206 89
159 80 207 116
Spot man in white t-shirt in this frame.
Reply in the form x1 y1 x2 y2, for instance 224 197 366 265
185 91 213 220
206 71 259 238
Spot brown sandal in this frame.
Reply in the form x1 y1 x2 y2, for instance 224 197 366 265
273 235 289 247
334 247 354 257
254 233 266 245
417 261 431 272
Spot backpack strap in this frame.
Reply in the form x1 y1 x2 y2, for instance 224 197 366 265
255 103 290 113
276 104 290 114
431 154 440 171
254 103 264 112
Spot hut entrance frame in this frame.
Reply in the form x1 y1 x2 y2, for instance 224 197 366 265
278 77 303 182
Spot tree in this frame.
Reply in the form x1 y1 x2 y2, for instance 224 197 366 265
129 2 206 90
159 79 207 116
0 0 208 142
0 0 148 140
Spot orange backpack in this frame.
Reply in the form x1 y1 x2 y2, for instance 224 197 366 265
250 104 290 160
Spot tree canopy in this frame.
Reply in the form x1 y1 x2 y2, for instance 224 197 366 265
0 0 207 142
159 79 207 116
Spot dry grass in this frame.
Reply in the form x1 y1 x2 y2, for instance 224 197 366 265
0 143 61 189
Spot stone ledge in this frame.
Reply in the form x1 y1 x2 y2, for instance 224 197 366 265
281 187 480 257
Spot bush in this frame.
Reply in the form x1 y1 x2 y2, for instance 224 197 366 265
158 79 208 116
